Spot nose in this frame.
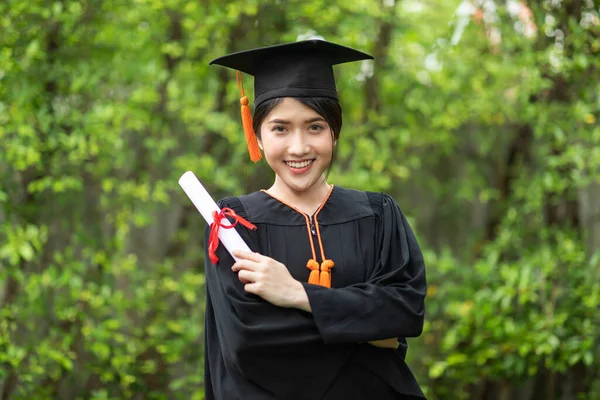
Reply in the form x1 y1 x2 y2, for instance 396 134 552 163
287 130 310 157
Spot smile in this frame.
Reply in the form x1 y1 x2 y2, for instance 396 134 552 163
285 160 314 169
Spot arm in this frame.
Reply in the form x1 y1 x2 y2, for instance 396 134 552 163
203 201 324 364
206 195 426 359
231 252 401 350
301 194 427 344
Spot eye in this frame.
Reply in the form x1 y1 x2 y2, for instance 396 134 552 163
272 125 286 133
309 124 324 132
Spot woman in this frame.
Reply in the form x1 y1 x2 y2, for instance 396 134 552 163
204 39 427 400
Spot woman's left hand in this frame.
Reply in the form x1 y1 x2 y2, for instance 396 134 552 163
368 338 400 349
231 250 310 311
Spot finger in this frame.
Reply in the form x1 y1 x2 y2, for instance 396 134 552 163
243 282 262 296
232 260 258 272
239 276 252 284
232 250 263 262
237 269 257 284
371 338 398 345
367 338 399 349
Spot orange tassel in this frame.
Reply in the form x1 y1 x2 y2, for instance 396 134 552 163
236 71 262 163
307 259 320 285
319 259 335 288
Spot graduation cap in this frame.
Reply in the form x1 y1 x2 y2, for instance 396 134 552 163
209 39 373 162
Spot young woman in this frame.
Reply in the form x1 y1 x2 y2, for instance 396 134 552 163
203 39 427 400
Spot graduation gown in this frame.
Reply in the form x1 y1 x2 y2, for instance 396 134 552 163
203 186 427 400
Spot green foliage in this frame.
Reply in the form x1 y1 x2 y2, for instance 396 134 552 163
423 232 600 399
1 0 599 399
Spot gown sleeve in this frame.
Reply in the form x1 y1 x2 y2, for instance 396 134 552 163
204 197 323 365
302 193 427 344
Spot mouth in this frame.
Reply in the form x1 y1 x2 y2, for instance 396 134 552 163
284 159 315 169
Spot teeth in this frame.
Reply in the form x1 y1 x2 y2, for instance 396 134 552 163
286 160 313 169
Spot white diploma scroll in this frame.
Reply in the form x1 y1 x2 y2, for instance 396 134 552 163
178 170 252 262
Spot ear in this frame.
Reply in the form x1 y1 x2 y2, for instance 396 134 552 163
258 138 263 150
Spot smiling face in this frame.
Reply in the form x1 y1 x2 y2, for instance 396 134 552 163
258 98 335 197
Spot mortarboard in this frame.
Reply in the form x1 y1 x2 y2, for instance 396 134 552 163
209 39 374 162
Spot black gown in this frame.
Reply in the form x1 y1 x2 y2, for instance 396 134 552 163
203 186 427 400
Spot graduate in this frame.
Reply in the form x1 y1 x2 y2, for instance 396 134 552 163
204 39 427 400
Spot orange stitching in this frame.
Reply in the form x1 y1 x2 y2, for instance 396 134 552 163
261 187 335 287
260 190 318 261
312 185 334 261
304 216 317 262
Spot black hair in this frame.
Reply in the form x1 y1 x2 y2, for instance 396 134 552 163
252 97 342 178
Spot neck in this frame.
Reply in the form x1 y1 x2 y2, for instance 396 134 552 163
268 175 331 213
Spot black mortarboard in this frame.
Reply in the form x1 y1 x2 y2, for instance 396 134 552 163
210 39 373 108
209 39 373 162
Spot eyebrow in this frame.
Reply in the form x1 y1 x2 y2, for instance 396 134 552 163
267 117 327 124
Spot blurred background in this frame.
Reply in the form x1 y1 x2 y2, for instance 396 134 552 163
1 0 599 399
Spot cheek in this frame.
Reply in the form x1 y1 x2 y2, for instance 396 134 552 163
316 133 334 154
260 136 284 160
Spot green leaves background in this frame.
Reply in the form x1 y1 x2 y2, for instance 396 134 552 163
1 0 599 399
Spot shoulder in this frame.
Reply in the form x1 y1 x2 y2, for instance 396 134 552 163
328 186 401 221
364 190 402 217
217 191 265 219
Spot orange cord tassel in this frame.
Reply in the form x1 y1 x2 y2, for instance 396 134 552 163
319 259 335 288
307 259 320 285
236 71 262 163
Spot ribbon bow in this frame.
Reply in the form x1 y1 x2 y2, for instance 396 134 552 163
208 208 256 264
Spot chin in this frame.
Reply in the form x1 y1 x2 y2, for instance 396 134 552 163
282 181 311 193
286 178 324 194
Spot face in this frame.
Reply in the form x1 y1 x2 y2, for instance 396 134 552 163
259 98 334 195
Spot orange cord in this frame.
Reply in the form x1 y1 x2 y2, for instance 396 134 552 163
261 187 335 288
312 187 335 288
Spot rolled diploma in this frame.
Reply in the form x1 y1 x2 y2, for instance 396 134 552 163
178 170 252 262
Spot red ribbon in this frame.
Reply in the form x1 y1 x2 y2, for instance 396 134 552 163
208 208 256 264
